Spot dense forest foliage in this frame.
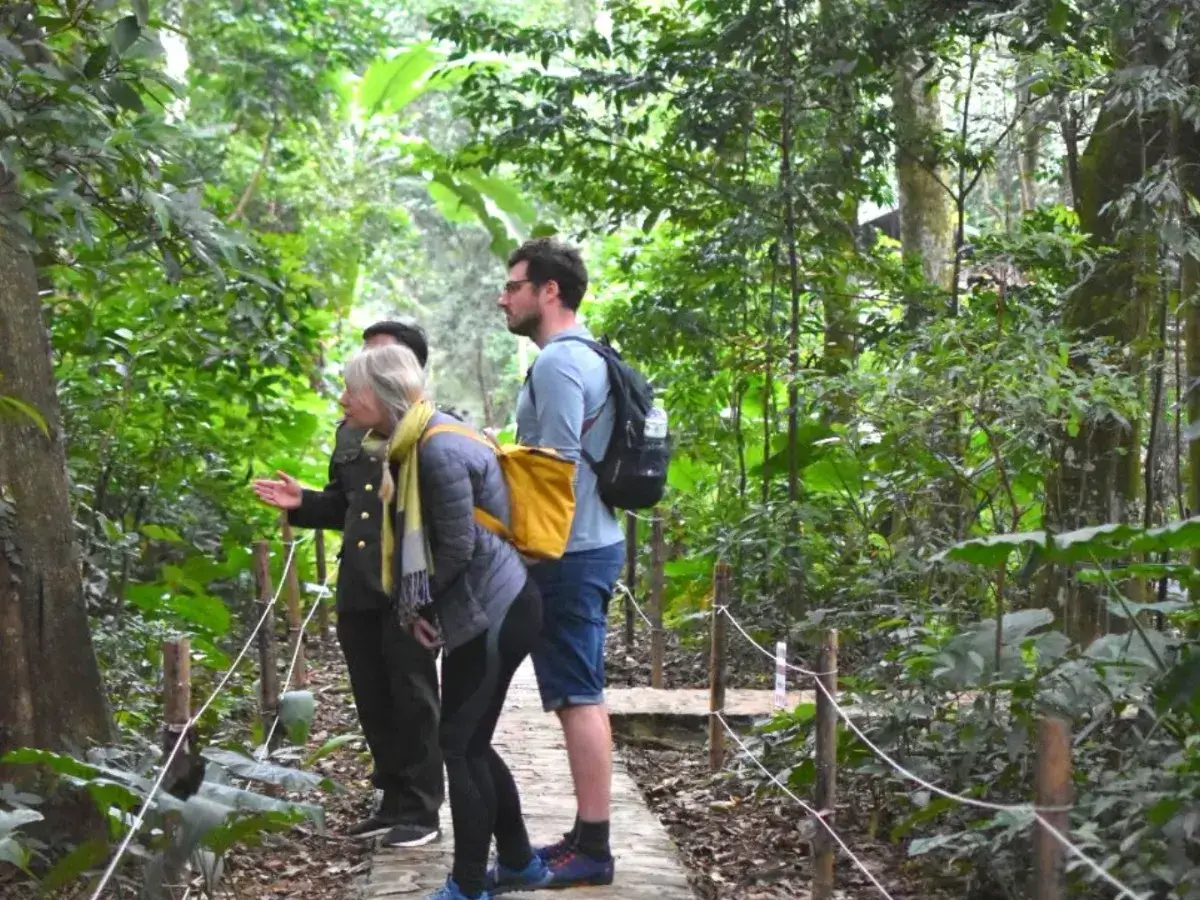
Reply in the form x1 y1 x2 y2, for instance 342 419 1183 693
5 0 1200 897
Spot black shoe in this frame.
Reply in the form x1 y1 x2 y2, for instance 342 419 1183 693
347 810 401 839
381 821 441 848
347 789 402 838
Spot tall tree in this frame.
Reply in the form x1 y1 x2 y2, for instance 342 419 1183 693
0 209 110 757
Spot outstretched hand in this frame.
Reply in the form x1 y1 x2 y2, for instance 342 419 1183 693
252 470 303 511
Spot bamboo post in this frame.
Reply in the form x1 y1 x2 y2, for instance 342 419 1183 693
315 529 330 643
162 638 190 756
812 629 839 899
280 515 306 687
161 638 190 884
649 510 666 689
1033 718 1072 900
708 562 732 772
624 511 637 650
253 541 280 739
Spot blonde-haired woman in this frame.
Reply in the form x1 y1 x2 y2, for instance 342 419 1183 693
346 344 551 900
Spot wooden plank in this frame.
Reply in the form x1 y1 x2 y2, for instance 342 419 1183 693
366 663 695 899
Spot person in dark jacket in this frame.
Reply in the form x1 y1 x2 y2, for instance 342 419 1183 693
251 321 443 848
345 343 551 900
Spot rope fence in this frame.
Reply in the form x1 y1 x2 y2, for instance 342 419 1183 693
257 573 337 760
619 543 1151 900
87 532 315 900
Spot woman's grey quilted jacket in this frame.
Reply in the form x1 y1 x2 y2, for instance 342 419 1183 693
401 412 528 652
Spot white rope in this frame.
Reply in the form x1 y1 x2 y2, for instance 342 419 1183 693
87 535 310 900
257 571 337 759
716 604 1149 898
716 605 830 676
805 669 1071 815
714 711 896 900
1035 812 1150 900
613 581 656 630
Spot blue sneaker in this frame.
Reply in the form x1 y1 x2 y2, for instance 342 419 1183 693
543 850 614 888
533 831 575 863
427 876 489 900
485 856 552 895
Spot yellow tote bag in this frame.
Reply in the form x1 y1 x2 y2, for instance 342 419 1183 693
420 423 576 560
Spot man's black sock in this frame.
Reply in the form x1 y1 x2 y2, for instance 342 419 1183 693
576 819 611 861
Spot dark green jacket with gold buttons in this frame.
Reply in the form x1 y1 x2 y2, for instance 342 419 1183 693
287 421 388 612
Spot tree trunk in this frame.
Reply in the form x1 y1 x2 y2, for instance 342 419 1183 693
1186 254 1200 608
893 56 955 321
0 211 111 757
1043 90 1163 645
1016 63 1045 215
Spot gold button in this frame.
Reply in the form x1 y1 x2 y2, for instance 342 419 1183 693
361 511 370 520
357 540 366 549
365 484 374 492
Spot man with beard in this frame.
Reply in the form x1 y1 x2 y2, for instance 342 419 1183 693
252 321 443 848
489 239 625 890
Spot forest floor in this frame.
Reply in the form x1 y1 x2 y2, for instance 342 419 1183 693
608 616 951 900
222 638 376 900
206 617 936 900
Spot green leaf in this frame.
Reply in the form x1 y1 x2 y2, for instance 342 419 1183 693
195 781 325 833
202 748 325 792
1133 517 1200 554
934 531 1048 567
0 395 49 437
2 748 102 781
427 172 518 260
105 80 145 113
83 45 110 79
111 15 141 56
38 838 109 895
141 523 184 543
459 171 538 226
358 44 438 119
0 808 42 837
303 733 362 767
1105 597 1189 618
531 223 559 238
279 691 316 745
908 832 959 856
1048 522 1141 563
0 836 30 872
202 810 300 856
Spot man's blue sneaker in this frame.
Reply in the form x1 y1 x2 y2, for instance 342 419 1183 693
485 856 552 895
427 876 489 900
543 849 614 888
533 832 575 863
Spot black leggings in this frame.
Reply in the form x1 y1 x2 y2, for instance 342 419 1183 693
440 580 542 897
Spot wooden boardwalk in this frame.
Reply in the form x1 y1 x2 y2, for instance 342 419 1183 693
607 685 811 719
366 661 696 899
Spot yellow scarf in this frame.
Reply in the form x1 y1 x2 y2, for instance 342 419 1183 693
379 400 436 621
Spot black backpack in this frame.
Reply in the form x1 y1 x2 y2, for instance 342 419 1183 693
527 336 670 510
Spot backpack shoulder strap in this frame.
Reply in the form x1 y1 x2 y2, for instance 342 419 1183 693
419 422 497 452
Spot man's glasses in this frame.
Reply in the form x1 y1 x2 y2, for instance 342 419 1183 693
502 278 535 294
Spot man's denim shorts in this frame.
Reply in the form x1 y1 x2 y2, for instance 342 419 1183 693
529 542 625 712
